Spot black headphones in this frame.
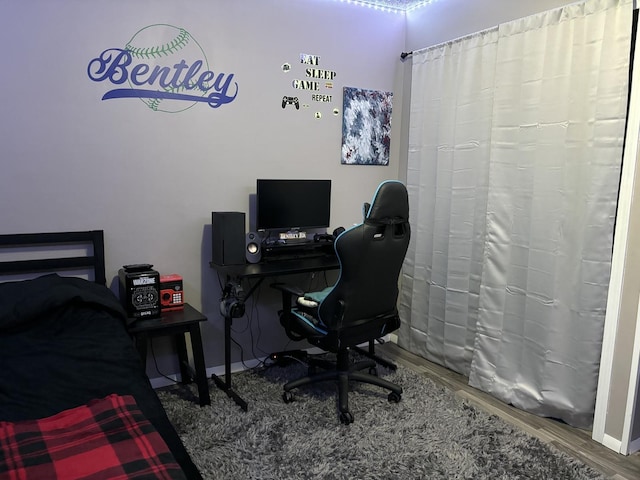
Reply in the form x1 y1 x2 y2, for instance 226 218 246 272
219 282 245 318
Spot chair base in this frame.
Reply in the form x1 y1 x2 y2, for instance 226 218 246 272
352 339 398 371
282 349 402 424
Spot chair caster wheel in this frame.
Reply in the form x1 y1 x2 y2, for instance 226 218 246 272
339 411 354 425
283 391 295 403
388 391 401 403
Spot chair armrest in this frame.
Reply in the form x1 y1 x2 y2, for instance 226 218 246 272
271 282 307 341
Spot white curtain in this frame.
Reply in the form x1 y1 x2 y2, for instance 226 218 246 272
398 0 633 428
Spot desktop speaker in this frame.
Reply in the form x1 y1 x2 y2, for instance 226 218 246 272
212 212 246 265
245 232 262 264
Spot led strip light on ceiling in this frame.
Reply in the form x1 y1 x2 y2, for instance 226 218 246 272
335 0 434 14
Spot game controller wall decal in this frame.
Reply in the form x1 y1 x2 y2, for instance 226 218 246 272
282 96 300 109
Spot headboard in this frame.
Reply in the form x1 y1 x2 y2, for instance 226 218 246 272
0 230 106 285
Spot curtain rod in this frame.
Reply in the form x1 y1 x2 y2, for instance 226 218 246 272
400 51 413 60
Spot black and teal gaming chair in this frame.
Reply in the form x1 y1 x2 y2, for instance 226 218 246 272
272 180 411 424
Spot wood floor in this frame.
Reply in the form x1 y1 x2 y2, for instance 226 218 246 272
377 342 640 480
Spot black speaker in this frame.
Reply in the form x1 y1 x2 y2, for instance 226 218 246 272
212 212 246 265
245 232 262 264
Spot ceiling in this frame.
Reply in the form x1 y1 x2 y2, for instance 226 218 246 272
332 0 432 13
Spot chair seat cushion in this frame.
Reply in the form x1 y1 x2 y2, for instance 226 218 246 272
294 286 333 324
298 286 333 306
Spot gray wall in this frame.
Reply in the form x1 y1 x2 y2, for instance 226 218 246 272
0 0 405 374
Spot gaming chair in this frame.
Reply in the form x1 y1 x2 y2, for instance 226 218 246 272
272 180 411 424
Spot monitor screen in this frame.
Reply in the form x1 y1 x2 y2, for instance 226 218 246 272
256 179 331 232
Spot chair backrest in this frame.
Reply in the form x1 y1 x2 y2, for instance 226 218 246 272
317 180 410 335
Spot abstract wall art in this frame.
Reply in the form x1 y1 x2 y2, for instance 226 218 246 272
341 87 393 165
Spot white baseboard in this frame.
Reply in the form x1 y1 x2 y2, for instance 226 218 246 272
149 374 180 389
149 358 266 389
148 335 395 389
601 433 623 454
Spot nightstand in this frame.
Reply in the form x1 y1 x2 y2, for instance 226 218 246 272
128 303 211 406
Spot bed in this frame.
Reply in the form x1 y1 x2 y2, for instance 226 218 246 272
0 231 202 479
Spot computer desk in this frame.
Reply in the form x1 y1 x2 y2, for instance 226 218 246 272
210 253 340 411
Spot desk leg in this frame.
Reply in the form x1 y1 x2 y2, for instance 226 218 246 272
175 334 192 383
135 332 149 370
189 324 211 406
211 313 248 411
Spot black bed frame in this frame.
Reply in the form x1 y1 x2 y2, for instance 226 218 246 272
0 230 106 285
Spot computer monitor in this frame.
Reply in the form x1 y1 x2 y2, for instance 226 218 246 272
256 179 331 232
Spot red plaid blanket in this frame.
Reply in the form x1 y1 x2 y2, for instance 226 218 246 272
0 394 186 480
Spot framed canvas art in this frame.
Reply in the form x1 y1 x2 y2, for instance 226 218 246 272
341 87 393 165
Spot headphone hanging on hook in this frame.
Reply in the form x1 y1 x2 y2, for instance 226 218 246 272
220 282 245 318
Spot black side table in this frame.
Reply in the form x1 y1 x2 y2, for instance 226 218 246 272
128 303 211 406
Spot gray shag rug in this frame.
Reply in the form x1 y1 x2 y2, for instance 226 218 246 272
157 358 604 480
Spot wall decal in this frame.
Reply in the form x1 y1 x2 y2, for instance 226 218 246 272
341 87 393 166
300 53 320 65
291 62 337 92
87 24 238 113
281 52 338 117
282 96 300 109
311 94 332 103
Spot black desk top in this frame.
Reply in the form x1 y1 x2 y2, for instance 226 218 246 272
211 254 339 279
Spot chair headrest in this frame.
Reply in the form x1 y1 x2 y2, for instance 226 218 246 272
365 180 409 225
